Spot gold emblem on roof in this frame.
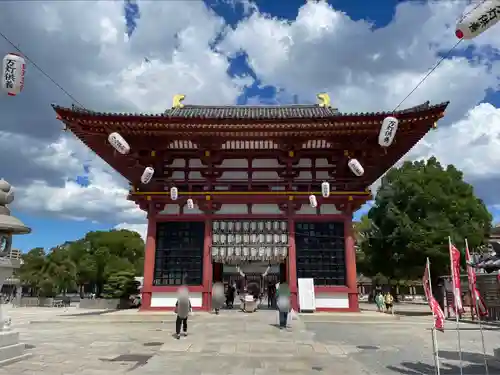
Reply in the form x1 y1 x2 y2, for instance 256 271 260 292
317 93 331 108
172 94 186 109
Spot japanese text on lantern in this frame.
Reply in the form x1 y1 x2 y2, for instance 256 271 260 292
384 120 397 144
469 6 499 33
3 59 16 89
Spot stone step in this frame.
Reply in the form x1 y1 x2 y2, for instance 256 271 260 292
0 343 25 363
0 331 20 348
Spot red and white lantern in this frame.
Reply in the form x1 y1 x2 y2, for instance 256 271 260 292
2 53 26 96
456 1 500 40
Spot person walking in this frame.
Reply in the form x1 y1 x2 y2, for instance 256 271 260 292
174 286 192 339
276 282 291 329
384 291 394 315
375 292 384 312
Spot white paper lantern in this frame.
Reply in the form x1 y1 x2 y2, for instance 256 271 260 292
235 234 242 244
211 247 218 257
140 167 154 184
243 247 249 257
107 132 130 155
220 221 227 231
227 247 234 257
250 222 257 231
273 234 280 244
265 247 272 259
227 221 234 231
265 221 272 231
456 1 500 40
257 221 264 231
220 234 226 244
321 181 330 198
273 247 280 257
281 234 287 244
273 221 280 231
235 222 242 231
212 221 219 231
309 194 317 208
250 234 257 244
250 247 257 258
280 221 287 231
186 198 194 209
170 186 178 200
266 234 273 243
227 234 234 244
348 158 364 176
235 247 241 256
212 234 220 245
281 247 288 257
378 116 399 147
259 247 265 257
2 53 25 96
258 234 264 243
243 234 249 244
243 221 250 231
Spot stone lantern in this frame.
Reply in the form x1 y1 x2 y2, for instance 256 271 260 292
0 179 30 365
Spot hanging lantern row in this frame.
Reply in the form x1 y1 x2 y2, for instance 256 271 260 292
212 233 288 246
211 246 288 263
213 220 287 233
456 1 500 40
2 53 26 96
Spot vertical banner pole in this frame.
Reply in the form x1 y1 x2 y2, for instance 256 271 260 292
449 236 464 375
427 258 441 375
466 239 489 375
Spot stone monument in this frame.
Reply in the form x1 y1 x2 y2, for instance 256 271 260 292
0 179 31 366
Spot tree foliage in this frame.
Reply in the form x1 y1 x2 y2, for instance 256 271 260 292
361 157 492 280
18 230 144 298
103 271 140 299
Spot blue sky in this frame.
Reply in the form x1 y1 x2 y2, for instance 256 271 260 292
10 0 500 252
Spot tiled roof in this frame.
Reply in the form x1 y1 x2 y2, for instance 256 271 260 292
52 101 448 121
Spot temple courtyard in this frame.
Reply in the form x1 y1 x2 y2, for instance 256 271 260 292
0 304 499 374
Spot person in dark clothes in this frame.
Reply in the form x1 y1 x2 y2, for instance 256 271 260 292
174 286 191 339
226 283 235 309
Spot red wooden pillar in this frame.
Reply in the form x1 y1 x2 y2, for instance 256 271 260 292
202 218 213 311
288 217 298 311
344 213 359 311
140 214 157 310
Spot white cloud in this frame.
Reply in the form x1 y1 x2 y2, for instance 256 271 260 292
114 223 147 241
1 0 500 234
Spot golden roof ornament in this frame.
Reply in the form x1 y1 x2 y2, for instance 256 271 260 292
317 93 331 108
172 94 186 109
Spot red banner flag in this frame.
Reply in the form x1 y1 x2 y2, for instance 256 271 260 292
423 258 445 331
449 241 464 313
465 240 488 317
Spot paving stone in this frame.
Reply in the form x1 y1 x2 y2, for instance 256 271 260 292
0 305 499 374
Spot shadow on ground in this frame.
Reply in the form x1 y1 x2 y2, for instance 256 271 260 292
387 350 500 374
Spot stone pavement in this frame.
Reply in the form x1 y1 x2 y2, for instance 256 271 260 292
0 305 499 374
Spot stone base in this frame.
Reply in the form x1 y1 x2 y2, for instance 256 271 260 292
0 331 30 367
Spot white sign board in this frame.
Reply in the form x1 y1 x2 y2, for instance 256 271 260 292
298 278 316 312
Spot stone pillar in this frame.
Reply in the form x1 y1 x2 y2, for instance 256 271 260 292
0 179 31 366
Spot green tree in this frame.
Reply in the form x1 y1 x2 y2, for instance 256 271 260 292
103 270 140 300
18 229 145 299
353 215 373 275
362 157 492 281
